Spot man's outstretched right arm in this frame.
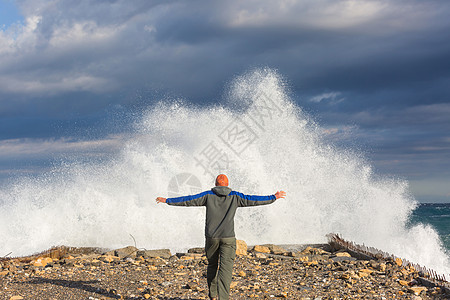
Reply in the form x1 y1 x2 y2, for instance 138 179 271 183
156 191 212 206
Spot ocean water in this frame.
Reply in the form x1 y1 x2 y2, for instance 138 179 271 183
0 69 449 277
410 203 450 253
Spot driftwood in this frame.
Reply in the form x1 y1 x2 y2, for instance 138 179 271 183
327 233 449 293
0 246 105 263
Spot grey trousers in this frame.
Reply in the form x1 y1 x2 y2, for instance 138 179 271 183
205 237 236 300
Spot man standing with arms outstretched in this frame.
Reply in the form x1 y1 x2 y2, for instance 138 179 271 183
156 174 286 300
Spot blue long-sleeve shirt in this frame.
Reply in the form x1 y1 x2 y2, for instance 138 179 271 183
167 186 277 238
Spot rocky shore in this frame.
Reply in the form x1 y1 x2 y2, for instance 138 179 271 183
1 241 448 299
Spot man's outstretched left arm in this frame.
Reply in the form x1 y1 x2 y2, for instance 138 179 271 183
235 190 286 207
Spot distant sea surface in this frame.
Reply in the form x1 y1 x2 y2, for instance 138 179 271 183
410 203 450 252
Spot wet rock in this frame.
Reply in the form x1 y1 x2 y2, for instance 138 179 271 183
98 255 119 263
185 281 199 289
236 239 248 256
31 257 53 267
161 281 172 287
103 250 116 256
331 256 356 263
253 245 270 253
277 291 288 298
254 252 267 259
113 246 138 258
188 247 204 254
377 263 386 272
146 257 167 266
136 249 171 259
358 268 373 278
179 255 195 260
302 247 329 256
398 279 409 286
263 244 287 255
409 286 428 295
335 252 351 257
340 272 351 280
301 246 313 255
297 255 309 262
8 264 17 272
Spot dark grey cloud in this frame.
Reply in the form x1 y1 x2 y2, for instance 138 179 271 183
2 0 448 103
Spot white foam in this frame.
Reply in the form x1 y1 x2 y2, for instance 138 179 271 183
0 68 448 275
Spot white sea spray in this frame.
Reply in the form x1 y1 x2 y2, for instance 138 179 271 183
0 68 448 275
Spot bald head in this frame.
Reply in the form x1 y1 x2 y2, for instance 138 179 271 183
215 174 229 187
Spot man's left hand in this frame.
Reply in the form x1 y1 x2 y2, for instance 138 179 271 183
275 191 286 199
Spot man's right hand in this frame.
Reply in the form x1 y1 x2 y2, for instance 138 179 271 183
275 191 286 199
156 197 167 203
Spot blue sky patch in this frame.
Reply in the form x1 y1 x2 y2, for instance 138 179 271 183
0 0 23 29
